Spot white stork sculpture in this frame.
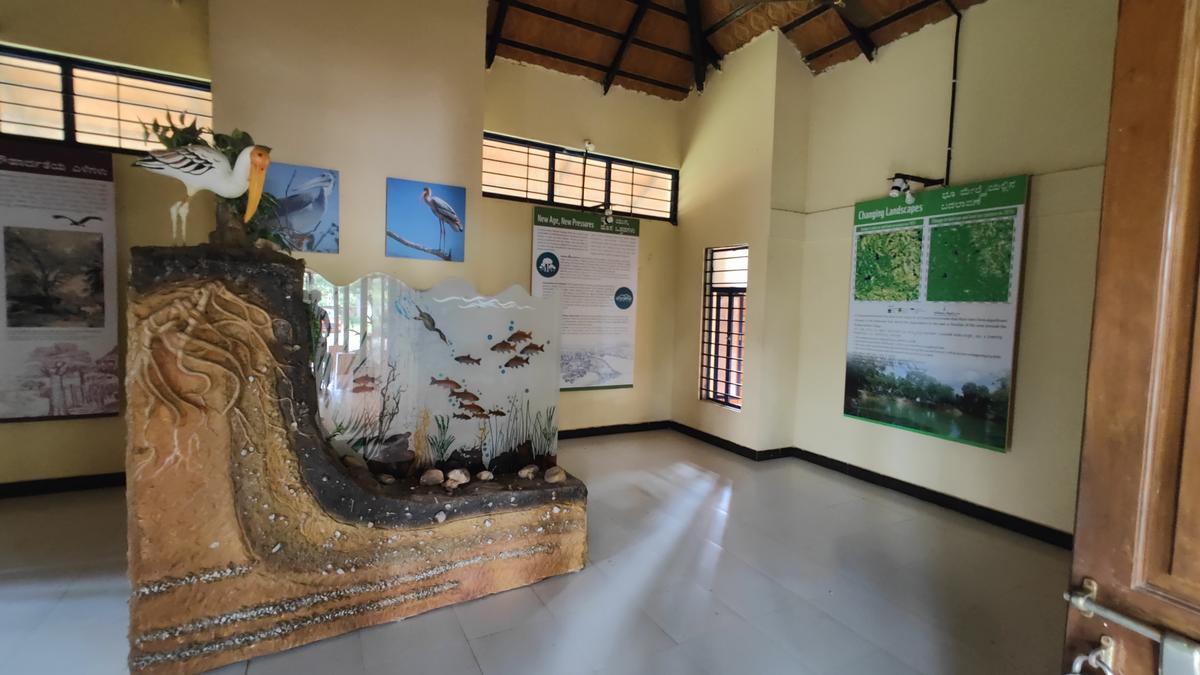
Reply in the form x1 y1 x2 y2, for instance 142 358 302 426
421 187 463 255
134 145 271 244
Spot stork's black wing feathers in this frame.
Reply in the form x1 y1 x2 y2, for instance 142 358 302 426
132 146 223 176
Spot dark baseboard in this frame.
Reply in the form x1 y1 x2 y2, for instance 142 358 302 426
565 420 1074 551
559 421 670 439
786 446 1074 550
4 423 1074 550
0 472 125 499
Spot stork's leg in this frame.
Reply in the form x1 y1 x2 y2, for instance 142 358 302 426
178 200 190 243
169 201 183 244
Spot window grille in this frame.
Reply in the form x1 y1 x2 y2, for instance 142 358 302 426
701 245 748 409
482 131 678 223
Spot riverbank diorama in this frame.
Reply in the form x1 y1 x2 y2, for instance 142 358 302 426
124 244 586 673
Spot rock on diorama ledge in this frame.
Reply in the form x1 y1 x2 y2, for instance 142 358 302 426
124 244 587 674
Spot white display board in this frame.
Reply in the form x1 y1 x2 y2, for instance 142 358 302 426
0 139 118 421
531 206 638 390
844 175 1029 452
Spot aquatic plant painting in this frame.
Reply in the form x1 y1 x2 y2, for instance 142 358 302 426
305 272 560 474
385 178 467 262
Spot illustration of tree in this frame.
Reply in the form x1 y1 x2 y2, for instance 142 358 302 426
21 343 95 416
5 229 59 302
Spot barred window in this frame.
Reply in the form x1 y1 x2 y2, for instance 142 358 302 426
701 246 748 409
0 45 211 152
482 132 678 223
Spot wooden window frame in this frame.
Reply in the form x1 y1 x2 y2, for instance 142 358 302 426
482 131 679 224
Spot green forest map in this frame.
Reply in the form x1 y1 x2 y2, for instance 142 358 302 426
927 218 1015 302
853 228 922 301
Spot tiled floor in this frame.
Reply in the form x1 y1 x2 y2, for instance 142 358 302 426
0 430 1071 674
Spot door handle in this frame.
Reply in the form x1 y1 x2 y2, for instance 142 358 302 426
1065 582 1200 675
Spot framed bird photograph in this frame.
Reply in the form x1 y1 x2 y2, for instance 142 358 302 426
385 178 467 262
262 162 340 253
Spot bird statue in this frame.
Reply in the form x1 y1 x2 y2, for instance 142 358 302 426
421 187 463 255
134 144 271 244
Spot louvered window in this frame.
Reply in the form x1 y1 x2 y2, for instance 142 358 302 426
482 132 678 223
0 45 211 152
701 246 748 409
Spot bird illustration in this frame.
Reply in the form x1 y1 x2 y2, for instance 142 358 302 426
262 171 336 250
421 187 463 255
134 144 271 244
411 304 447 343
52 215 102 228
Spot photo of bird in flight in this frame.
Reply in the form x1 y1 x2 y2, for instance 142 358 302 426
52 215 102 228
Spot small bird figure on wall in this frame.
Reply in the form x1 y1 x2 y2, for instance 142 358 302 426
421 186 463 255
52 214 102 227
134 144 271 244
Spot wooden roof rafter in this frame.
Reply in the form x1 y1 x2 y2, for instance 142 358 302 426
485 0 983 100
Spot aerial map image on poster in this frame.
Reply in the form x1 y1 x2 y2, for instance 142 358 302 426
844 175 1028 452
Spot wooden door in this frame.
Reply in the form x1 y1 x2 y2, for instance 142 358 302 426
1066 0 1200 672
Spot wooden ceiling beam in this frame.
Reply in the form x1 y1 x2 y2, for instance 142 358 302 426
620 0 689 22
780 3 831 34
704 1 760 37
604 0 651 94
495 37 691 94
506 0 692 63
802 0 953 64
684 0 709 90
486 0 510 68
834 4 876 61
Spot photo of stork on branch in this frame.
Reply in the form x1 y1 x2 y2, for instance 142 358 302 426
384 177 467 262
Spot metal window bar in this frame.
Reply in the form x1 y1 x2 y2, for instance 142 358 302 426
482 131 679 224
0 43 210 155
701 245 748 409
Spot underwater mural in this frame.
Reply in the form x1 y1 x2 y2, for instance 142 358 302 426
305 271 561 476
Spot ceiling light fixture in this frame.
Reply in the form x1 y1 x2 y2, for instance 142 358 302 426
887 172 945 206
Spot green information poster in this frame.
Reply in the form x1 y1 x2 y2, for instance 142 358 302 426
531 206 639 390
844 175 1029 451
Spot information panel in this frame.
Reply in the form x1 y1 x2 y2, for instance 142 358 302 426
532 206 638 390
844 175 1029 451
0 138 119 421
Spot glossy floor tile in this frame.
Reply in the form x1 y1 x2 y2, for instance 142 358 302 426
0 430 1071 674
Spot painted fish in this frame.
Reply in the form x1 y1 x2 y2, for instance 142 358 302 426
353 375 378 385
504 356 530 368
472 411 490 419
519 342 544 355
454 355 481 365
460 403 485 414
450 390 480 402
351 384 375 393
507 330 533 342
490 341 515 353
452 413 472 420
488 408 506 417
429 377 462 389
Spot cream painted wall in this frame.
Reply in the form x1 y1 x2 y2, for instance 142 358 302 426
483 59 683 429
783 0 1118 531
485 58 683 169
0 0 210 483
672 32 779 450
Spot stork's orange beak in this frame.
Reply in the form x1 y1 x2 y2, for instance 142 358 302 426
244 146 271 223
